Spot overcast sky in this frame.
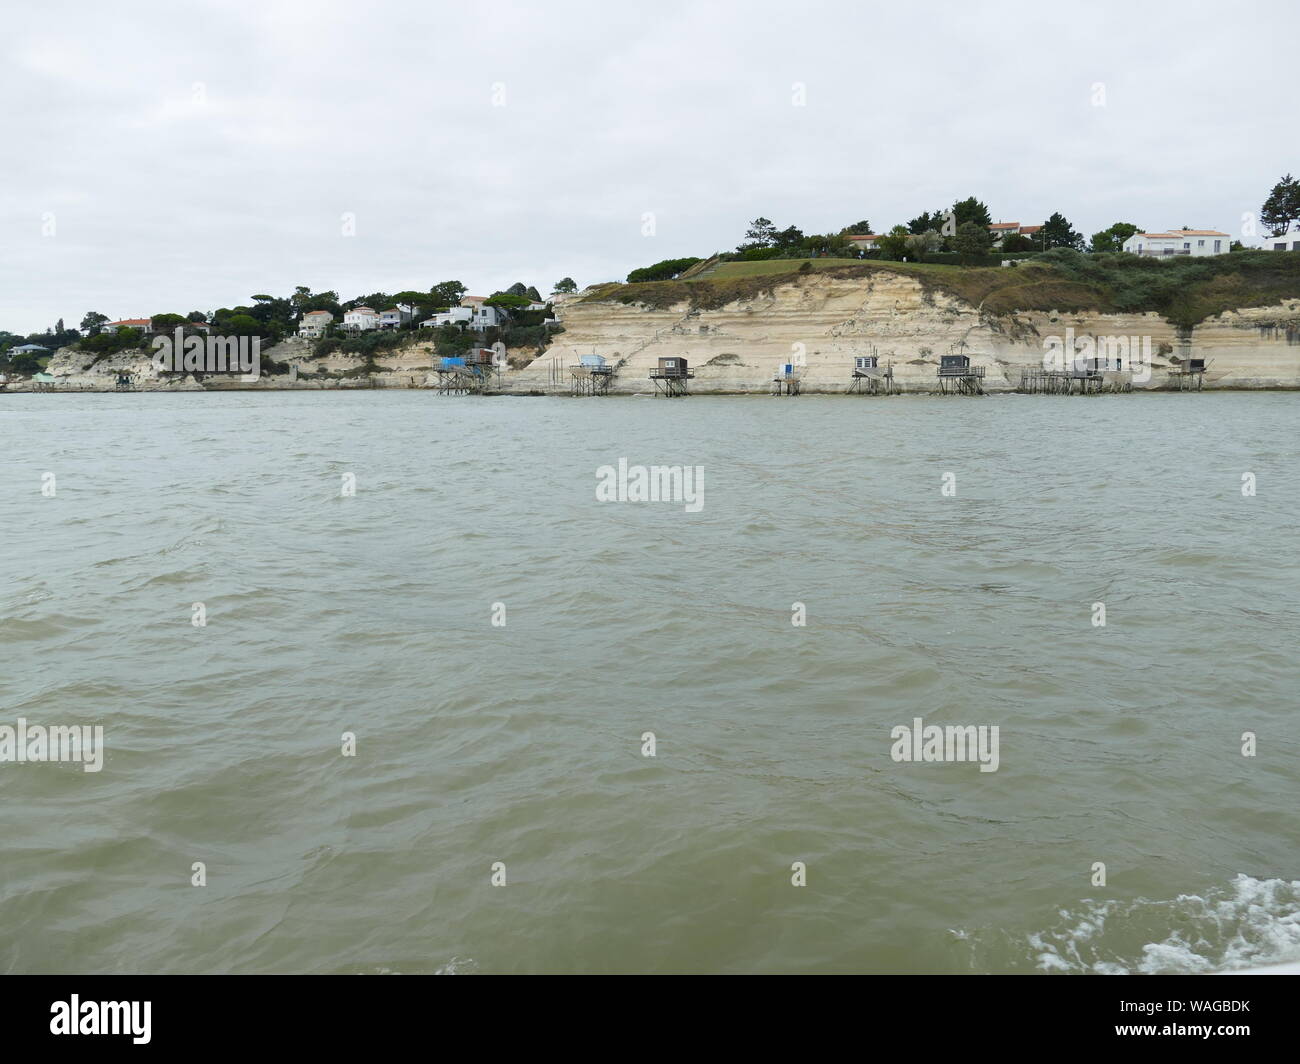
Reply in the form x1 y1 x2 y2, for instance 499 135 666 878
2 0 1296 334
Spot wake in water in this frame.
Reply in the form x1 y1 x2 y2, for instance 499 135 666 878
961 875 1300 974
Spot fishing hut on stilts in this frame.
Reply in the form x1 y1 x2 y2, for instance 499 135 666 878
570 353 614 396
649 356 692 397
771 360 801 395
848 350 897 395
433 349 498 395
937 341 985 395
1167 357 1209 391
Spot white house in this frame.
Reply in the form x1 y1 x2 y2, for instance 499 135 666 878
341 306 379 331
419 297 511 331
1264 229 1300 251
456 296 510 331
420 306 473 328
1123 229 1229 257
378 306 412 329
467 304 509 331
104 318 152 333
297 309 334 338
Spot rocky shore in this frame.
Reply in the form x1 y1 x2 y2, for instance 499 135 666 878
8 269 1300 394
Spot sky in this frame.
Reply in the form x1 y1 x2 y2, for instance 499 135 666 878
1 0 1297 334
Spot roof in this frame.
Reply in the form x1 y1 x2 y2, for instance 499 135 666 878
988 222 1020 230
12 343 49 351
846 233 879 240
1135 230 1229 238
349 306 376 313
461 295 487 303
1020 225 1042 234
302 309 332 317
108 318 151 326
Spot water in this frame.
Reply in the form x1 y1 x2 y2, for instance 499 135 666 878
2 391 1298 974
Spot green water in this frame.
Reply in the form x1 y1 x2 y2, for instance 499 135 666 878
2 391 1297 973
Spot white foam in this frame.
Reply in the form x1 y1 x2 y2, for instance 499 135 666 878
1016 875 1300 975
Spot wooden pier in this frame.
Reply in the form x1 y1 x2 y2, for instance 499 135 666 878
771 370 801 395
570 363 614 396
649 357 693 397
936 343 984 395
1167 357 1209 391
848 353 897 395
433 349 499 394
1019 368 1099 394
432 367 475 394
937 351 985 394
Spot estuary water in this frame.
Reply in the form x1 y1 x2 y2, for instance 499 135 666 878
2 390 1298 974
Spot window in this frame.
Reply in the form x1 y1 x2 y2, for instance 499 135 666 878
1183 242 1190 249
1214 240 1221 252
1197 240 1204 247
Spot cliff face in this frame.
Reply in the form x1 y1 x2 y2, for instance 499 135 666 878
17 270 1300 393
515 270 1300 392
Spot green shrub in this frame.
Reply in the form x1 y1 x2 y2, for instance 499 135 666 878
627 257 705 282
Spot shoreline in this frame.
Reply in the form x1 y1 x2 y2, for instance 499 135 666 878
7 381 1300 396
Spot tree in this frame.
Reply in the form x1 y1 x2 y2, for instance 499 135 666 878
80 311 109 336
875 226 914 261
289 287 340 314
627 257 703 283
345 293 392 313
429 281 467 308
221 314 264 337
553 278 578 294
1001 234 1035 252
1261 174 1300 237
953 220 993 262
1039 212 1085 250
391 291 430 325
951 197 992 229
774 225 805 248
804 232 850 257
907 211 946 235
10 351 43 374
740 217 778 249
187 311 209 322
905 231 941 260
526 285 542 302
1091 222 1140 253
842 220 873 236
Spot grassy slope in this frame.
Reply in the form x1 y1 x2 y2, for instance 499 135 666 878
584 253 1300 327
